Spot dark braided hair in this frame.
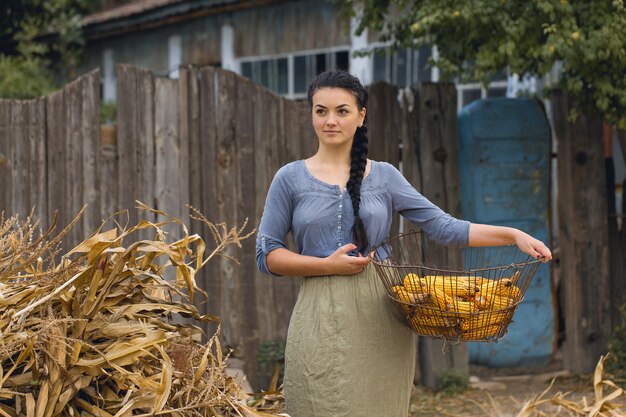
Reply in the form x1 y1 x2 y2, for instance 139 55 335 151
307 70 369 254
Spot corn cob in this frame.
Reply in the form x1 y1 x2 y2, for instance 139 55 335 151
390 286 417 316
391 286 429 304
496 278 522 299
422 275 480 298
479 279 521 300
447 298 478 318
403 273 426 293
409 311 456 328
430 288 451 310
460 311 510 332
461 324 501 340
475 294 516 311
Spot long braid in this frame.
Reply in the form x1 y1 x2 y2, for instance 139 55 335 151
347 125 369 253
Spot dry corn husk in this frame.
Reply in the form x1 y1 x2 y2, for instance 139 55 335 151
514 354 626 417
0 203 288 417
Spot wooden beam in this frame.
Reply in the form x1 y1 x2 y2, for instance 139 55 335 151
415 82 468 388
552 91 611 373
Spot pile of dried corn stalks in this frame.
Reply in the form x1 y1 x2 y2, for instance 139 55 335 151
0 204 287 417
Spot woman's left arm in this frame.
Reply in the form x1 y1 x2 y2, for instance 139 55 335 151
468 223 552 262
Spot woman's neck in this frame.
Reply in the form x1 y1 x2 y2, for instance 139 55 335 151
312 143 352 167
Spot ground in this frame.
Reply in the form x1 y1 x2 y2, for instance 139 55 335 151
408 362 620 417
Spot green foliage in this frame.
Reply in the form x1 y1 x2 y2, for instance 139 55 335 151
100 101 117 124
436 368 469 395
0 0 131 99
607 305 626 380
0 55 54 99
342 0 626 127
257 340 285 390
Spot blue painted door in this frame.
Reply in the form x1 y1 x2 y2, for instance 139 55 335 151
458 98 554 367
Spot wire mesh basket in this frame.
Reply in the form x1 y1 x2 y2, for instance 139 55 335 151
370 230 544 342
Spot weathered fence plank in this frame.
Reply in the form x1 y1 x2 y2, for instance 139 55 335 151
253 86 279 345
0 101 13 216
215 69 243 355
11 102 28 218
552 91 611 374
155 78 181 234
415 82 468 388
67 78 83 247
29 98 47 225
116 65 138 229
99 123 117 226
611 128 626 329
178 66 214 336
399 88 422 383
117 65 156 238
81 72 101 237
46 89 67 240
367 81 402 237
196 66 220 339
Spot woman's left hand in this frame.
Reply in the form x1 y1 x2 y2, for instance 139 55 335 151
514 231 552 262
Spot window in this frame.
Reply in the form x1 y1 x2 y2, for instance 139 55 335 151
241 58 289 95
372 45 433 87
239 48 350 98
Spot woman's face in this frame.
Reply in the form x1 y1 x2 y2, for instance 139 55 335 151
311 87 366 148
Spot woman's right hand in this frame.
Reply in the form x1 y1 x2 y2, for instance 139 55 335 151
324 243 371 275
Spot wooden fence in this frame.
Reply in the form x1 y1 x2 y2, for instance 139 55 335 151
0 71 102 247
0 65 465 388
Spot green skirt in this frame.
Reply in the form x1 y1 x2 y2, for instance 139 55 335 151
284 263 417 417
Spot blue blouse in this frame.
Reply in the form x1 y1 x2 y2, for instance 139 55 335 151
255 159 470 276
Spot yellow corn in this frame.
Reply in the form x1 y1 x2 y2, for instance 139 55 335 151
476 294 515 311
460 311 510 331
409 311 456 328
403 273 426 293
431 288 451 310
391 286 416 316
496 278 522 299
479 279 521 300
422 275 480 298
391 286 429 304
448 298 478 318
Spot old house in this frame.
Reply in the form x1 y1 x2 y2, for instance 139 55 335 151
80 0 509 108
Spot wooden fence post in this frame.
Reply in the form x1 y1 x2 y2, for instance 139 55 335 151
116 64 156 239
611 128 626 329
414 82 468 388
552 91 611 373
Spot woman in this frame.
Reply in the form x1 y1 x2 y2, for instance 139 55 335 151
255 70 551 417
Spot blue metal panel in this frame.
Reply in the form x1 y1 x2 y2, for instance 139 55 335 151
458 98 554 367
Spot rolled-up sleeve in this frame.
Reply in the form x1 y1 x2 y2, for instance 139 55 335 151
385 163 470 247
256 166 293 276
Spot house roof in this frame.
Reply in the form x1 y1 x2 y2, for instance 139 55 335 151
83 0 186 26
82 0 281 40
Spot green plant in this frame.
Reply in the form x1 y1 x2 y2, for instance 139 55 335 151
100 100 117 124
257 340 285 390
606 305 626 380
436 368 469 395
0 0 89 99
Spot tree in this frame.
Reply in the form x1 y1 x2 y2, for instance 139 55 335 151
0 0 132 99
343 0 626 127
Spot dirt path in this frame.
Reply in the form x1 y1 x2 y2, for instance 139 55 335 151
409 366 601 417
